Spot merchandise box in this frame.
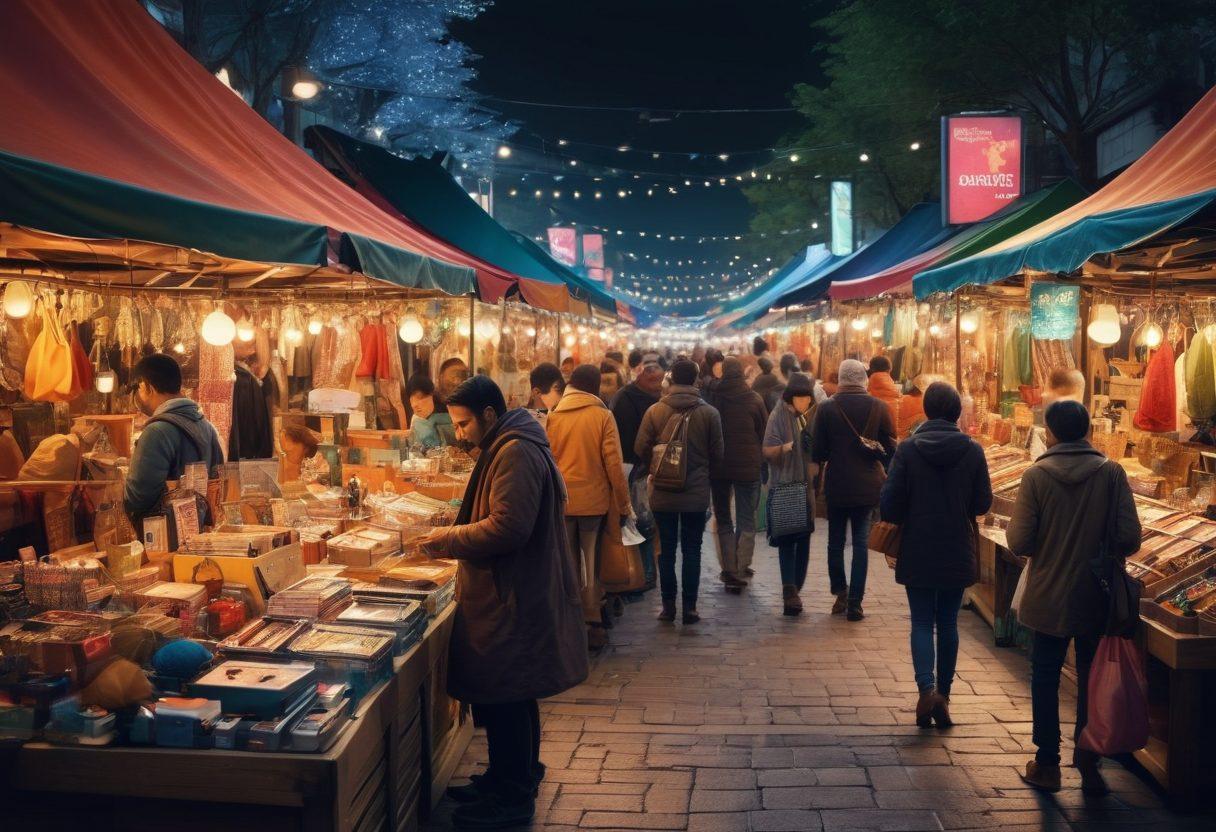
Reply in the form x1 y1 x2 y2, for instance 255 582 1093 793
173 543 306 616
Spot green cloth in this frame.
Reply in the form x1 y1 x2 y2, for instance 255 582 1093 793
1185 335 1216 422
1001 322 1032 392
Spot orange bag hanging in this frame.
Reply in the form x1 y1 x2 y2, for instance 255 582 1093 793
1133 341 1177 432
23 299 75 402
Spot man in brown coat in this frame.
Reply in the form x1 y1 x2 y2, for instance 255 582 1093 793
420 375 587 828
546 364 632 649
1006 400 1140 796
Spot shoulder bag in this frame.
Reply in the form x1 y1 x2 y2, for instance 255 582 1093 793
767 408 812 540
840 400 887 462
1092 461 1141 638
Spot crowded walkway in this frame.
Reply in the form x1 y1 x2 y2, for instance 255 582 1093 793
429 530 1208 832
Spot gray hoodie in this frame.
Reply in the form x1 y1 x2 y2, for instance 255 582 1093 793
635 385 724 513
1006 440 1141 637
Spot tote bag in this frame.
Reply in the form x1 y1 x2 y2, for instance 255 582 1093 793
1077 636 1149 755
767 408 812 540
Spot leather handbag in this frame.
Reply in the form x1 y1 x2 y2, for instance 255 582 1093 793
650 409 692 492
869 520 902 569
840 402 887 462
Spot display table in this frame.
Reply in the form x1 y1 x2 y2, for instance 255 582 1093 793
3 604 472 832
973 527 1030 647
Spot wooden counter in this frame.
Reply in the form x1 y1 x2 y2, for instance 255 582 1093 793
4 603 472 832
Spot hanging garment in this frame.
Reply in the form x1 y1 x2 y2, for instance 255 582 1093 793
1175 352 1190 434
68 323 93 398
228 363 275 461
24 302 74 402
356 323 390 379
197 341 235 458
1135 342 1177 432
381 318 408 428
1184 333 1216 423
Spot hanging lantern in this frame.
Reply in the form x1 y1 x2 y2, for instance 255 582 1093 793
307 317 323 336
172 341 186 354
398 317 424 344
1140 322 1163 348
237 320 256 342
823 318 841 334
1086 304 1120 346
201 308 236 346
928 324 943 338
870 327 883 339
959 311 980 334
2 281 34 319
94 370 117 394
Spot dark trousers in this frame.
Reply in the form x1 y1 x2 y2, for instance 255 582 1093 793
905 587 965 697
471 699 542 801
654 510 708 609
777 534 811 589
1030 631 1100 766
827 505 871 601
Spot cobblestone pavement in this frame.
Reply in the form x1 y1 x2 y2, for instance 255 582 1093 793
428 531 1214 831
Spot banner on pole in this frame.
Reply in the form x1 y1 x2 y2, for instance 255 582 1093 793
830 181 853 256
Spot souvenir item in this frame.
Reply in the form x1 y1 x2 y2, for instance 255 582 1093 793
189 659 318 719
220 617 310 656
266 577 352 619
289 700 350 752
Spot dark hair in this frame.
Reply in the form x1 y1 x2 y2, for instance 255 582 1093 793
671 359 699 386
702 349 724 378
133 353 182 395
529 362 565 395
869 355 892 375
1046 399 1089 443
570 364 602 395
757 356 774 374
627 348 644 369
752 336 769 357
447 374 507 418
923 381 962 422
779 353 799 380
439 357 467 374
799 359 813 372
606 350 624 365
281 423 321 458
406 374 435 398
782 372 814 402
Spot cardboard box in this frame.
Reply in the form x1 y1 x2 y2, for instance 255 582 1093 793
173 543 306 616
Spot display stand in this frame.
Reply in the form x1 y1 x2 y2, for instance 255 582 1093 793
974 527 1031 648
4 604 471 832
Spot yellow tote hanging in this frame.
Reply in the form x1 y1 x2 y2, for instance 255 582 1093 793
23 300 75 402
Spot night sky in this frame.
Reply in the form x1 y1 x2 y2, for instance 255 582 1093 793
450 0 825 290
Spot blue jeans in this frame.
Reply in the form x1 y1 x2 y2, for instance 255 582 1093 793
905 587 965 696
778 534 811 588
827 505 871 601
1031 631 1099 765
654 510 708 609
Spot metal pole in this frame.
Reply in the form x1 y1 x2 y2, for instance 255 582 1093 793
468 295 476 373
954 293 963 389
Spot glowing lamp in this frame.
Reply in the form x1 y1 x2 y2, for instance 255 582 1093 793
291 79 321 99
959 312 979 334
870 328 883 339
850 317 867 332
285 327 304 345
201 309 236 346
94 370 116 394
928 324 943 338
1086 304 1120 346
2 281 34 319
398 317 424 344
457 321 471 337
307 318 323 336
172 342 186 354
1140 322 1163 349
823 318 841 335
525 326 537 338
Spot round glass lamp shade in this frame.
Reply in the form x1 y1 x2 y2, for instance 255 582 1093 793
398 317 424 344
201 309 236 346
1086 304 1120 346
823 318 841 334
1140 322 1163 348
2 281 34 319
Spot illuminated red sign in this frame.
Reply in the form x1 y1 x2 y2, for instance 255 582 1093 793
583 233 605 268
942 115 1022 224
547 227 577 265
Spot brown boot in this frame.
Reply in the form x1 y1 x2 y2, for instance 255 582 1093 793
830 590 848 615
587 624 608 651
722 573 747 594
1019 760 1062 792
915 688 937 728
783 584 803 616
1073 748 1110 796
658 600 676 622
931 693 953 728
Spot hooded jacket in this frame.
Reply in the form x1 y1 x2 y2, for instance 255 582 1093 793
635 384 724 513
546 388 632 517
610 382 659 465
1005 440 1141 637
124 398 225 519
751 371 781 410
707 365 768 483
428 408 589 703
867 371 902 429
880 420 992 588
810 388 897 508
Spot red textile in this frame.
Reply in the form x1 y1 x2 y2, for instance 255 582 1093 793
356 324 390 380
1134 342 1177 432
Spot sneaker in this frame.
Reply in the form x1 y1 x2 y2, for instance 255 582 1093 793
1019 760 1062 793
451 793 535 829
830 590 848 615
846 603 864 621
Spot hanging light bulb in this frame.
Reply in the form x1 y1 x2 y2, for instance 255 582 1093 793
870 327 883 339
525 325 537 338
850 317 867 332
2 281 34 319
1086 304 1120 346
1140 322 1163 348
823 318 841 334
237 319 256 342
398 317 424 344
959 311 980 334
307 316 323 336
201 307 236 346
94 369 116 394
172 341 187 355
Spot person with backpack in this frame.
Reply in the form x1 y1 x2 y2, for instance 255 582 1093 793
879 382 992 728
763 373 818 615
810 359 896 621
124 353 226 526
1005 400 1141 795
635 359 724 624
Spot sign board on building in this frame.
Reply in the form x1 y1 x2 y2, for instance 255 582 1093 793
583 233 605 269
941 115 1023 224
547 227 578 266
1030 282 1080 340
829 180 853 256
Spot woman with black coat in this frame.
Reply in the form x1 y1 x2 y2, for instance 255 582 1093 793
879 382 992 728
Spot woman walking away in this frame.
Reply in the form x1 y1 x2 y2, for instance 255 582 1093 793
763 373 818 615
708 357 768 592
879 382 992 727
811 359 896 621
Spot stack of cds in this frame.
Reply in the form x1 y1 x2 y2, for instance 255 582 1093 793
266 577 352 619
335 599 426 655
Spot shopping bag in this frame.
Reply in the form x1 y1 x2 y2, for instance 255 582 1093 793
1010 562 1030 623
1077 635 1149 755
599 519 645 594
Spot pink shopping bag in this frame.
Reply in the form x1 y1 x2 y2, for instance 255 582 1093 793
1077 636 1149 755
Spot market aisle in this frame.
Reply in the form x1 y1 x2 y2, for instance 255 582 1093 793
427 532 1210 832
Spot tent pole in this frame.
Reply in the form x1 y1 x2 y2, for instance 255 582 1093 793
954 293 963 389
468 295 476 373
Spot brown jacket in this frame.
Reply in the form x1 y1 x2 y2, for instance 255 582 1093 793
1006 441 1141 637
546 389 631 517
428 408 588 703
635 385 724 513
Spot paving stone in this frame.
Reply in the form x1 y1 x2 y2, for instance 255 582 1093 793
693 768 757 790
756 768 817 788
580 811 688 829
689 788 762 812
820 808 944 831
750 809 826 831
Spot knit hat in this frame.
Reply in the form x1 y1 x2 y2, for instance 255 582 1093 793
838 359 868 388
1046 399 1090 442
782 372 815 401
923 381 962 422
